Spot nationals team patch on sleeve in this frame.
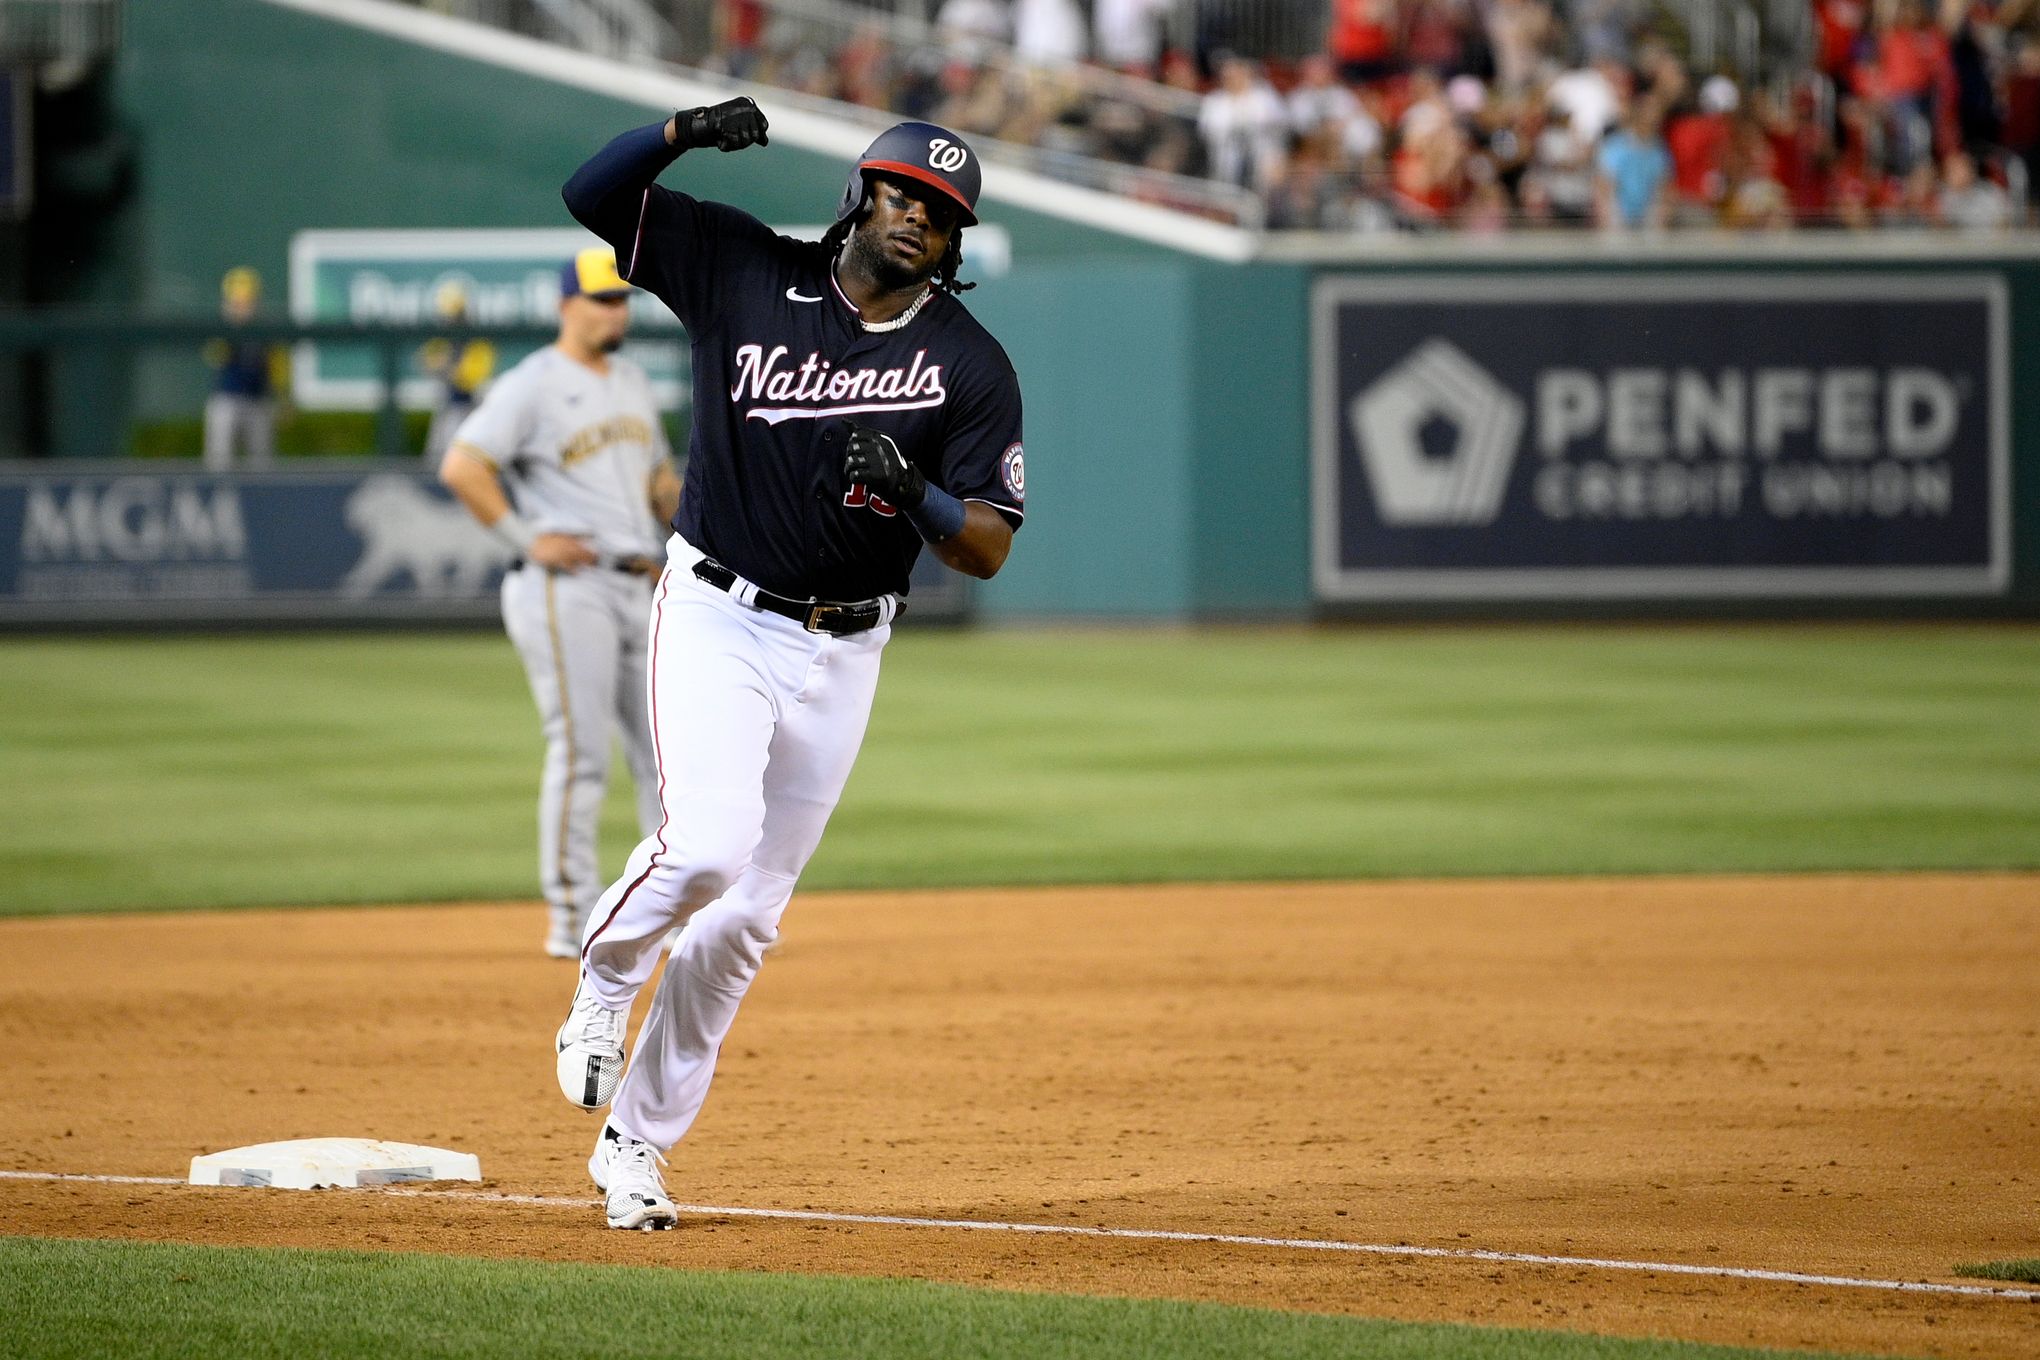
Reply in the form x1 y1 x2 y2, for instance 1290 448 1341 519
1001 442 1026 502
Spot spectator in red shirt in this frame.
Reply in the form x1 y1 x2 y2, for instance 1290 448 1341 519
1874 0 1957 171
716 0 765 78
1664 74 1738 225
1752 84 1836 224
1331 0 1402 84
1404 0 1471 76
1815 0 1870 80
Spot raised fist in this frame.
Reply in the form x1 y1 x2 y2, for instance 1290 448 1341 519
677 97 769 153
842 423 925 511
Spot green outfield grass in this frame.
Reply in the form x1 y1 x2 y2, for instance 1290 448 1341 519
2 626 2036 916
0 1238 1896 1360
1954 1259 2040 1283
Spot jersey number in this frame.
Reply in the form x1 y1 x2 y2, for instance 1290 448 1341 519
843 483 899 517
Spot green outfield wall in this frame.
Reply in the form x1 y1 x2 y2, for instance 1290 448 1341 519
32 0 2038 618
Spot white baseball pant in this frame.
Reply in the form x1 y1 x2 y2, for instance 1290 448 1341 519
502 564 663 945
201 394 275 469
578 533 889 1150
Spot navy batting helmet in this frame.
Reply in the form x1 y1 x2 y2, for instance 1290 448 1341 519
836 121 981 228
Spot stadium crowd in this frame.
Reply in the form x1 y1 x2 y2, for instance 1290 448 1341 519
696 0 2040 231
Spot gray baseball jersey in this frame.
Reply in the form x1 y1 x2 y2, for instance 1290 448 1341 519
454 346 670 559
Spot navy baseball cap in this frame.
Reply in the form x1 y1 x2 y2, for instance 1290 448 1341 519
560 247 633 300
837 121 981 227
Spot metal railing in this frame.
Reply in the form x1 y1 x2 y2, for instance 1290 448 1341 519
419 0 677 62
1655 0 1812 84
1162 0 1329 62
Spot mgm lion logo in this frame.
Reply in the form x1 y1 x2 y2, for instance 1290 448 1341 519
338 474 514 598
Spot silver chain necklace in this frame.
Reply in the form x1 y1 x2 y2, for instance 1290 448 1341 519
859 286 933 334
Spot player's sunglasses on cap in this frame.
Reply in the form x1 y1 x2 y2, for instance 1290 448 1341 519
837 121 981 228
561 247 633 303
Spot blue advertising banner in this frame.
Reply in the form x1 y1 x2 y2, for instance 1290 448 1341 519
1310 275 2010 600
0 464 965 625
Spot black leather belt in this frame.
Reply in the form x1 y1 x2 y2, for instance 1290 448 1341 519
690 558 892 635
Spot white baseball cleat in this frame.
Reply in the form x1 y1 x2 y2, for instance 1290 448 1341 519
590 1124 677 1231
555 979 628 1110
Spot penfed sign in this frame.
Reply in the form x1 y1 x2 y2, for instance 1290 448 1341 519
1311 275 2009 600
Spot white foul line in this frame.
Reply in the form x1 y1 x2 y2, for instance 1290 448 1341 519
2 1170 2034 1304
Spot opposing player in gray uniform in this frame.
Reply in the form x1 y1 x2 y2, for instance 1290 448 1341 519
439 247 682 958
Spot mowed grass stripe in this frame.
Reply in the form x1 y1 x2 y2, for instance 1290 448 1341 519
1 626 2036 915
0 1237 1894 1360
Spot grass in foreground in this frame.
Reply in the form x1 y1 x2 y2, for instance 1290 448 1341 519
1953 1259 2040 1283
1 626 2036 915
0 1237 1898 1360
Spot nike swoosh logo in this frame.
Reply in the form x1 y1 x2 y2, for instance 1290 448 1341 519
786 287 823 303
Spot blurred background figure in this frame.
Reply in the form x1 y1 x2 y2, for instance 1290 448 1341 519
202 266 283 470
1545 53 1626 145
713 0 765 79
1571 0 1641 65
1596 100 1671 230
1198 54 1288 191
1487 0 1559 96
1938 147 2014 229
1874 0 1956 175
1328 0 1402 85
1012 0 1086 68
419 279 497 465
935 0 1009 63
1664 75 1739 227
1527 101 1596 224
1093 0 1170 76
1287 52 1384 164
1265 128 1342 228
1390 68 1473 225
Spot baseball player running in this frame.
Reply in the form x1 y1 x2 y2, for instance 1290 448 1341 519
438 247 681 959
553 101 1025 1229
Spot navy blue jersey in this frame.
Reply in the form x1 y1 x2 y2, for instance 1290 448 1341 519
566 129 1024 602
212 338 271 398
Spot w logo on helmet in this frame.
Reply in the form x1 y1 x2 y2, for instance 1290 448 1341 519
845 122 982 226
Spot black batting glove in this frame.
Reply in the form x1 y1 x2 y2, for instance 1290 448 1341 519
842 423 926 511
677 97 769 152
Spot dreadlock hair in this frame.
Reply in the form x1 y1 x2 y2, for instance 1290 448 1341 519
815 185 976 297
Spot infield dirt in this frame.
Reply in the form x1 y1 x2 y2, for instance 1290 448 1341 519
2 875 2035 1357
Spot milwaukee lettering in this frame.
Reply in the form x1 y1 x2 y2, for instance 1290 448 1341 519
731 344 946 410
561 415 656 468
